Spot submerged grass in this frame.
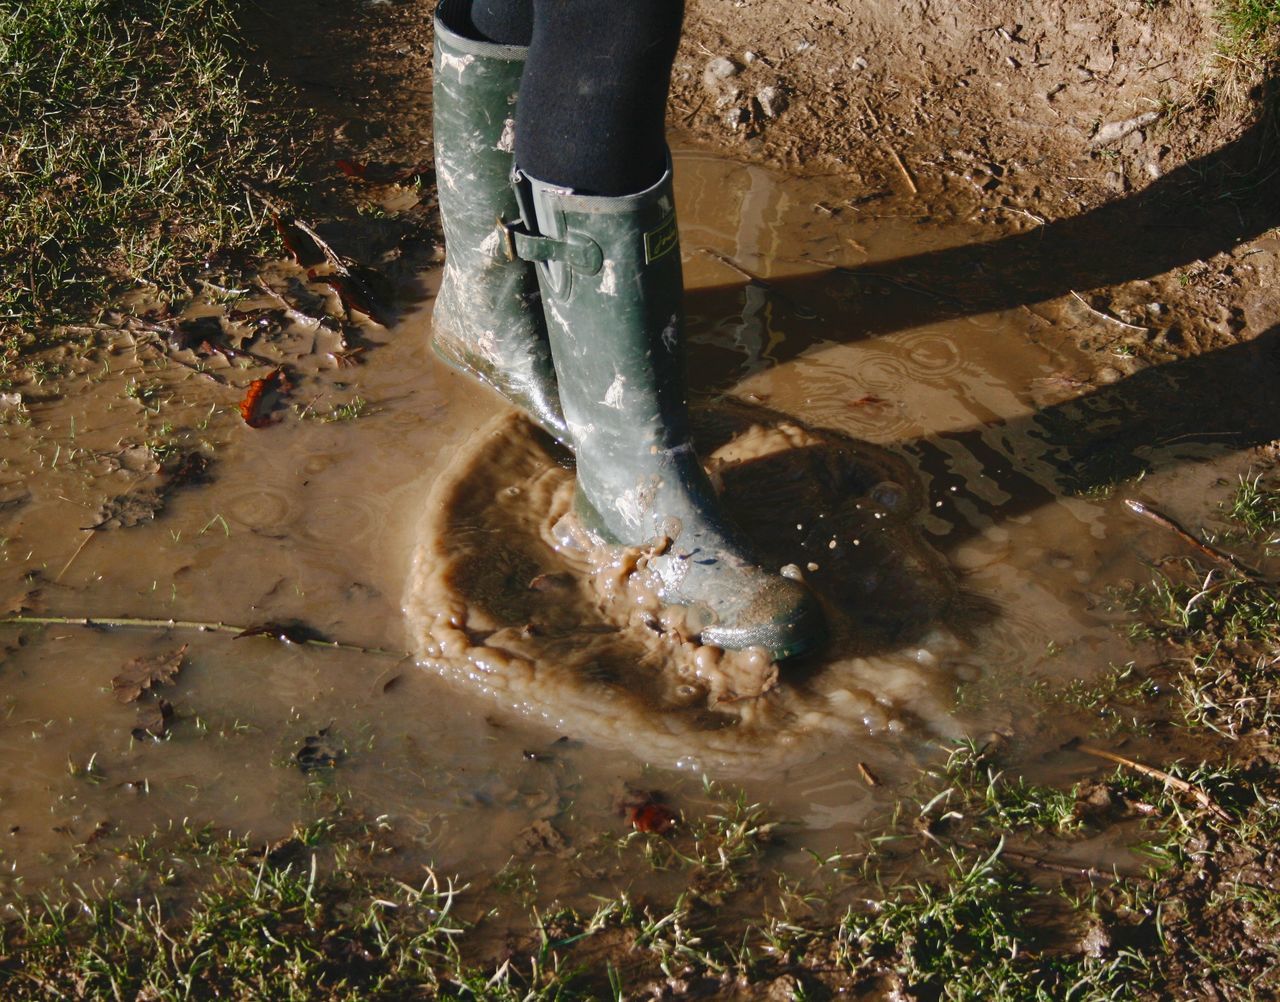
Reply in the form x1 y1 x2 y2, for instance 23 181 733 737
0 0 293 344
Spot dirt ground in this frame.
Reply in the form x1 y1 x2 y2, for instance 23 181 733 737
2 1 1279 997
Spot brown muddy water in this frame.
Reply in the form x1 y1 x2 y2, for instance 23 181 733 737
0 148 1247 898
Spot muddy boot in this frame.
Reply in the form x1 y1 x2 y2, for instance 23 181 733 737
507 162 826 659
430 0 568 444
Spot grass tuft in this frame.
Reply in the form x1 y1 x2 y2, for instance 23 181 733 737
0 0 295 342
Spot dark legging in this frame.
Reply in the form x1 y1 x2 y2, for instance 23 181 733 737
450 0 683 197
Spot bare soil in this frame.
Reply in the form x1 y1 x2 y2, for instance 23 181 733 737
668 0 1280 370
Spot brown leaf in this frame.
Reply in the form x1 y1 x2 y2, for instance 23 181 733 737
163 451 211 490
3 587 41 616
619 790 678 834
112 645 187 703
336 159 432 184
514 819 569 857
82 820 114 845
274 215 334 269
238 367 290 428
311 272 388 327
295 728 343 773
131 698 173 740
627 801 678 834
235 621 328 645
169 315 224 352
88 490 165 530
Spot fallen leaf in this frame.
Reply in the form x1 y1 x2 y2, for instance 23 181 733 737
238 367 290 428
168 315 224 352
131 698 174 740
274 215 333 269
163 451 211 490
235 621 328 645
619 790 678 834
88 490 165 530
3 587 41 615
112 645 187 703
336 159 432 184
514 819 569 856
246 834 306 868
296 728 343 773
311 272 388 326
627 801 678 834
273 214 388 327
0 486 30 512
82 820 114 845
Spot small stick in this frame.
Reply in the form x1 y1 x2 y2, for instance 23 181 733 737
0 614 409 659
1069 741 1232 822
857 762 881 787
699 247 760 285
861 97 881 130
1069 290 1150 333
1123 498 1262 581
54 531 96 583
887 148 918 194
989 842 1145 883
937 833 1146 882
697 248 819 320
999 848 1124 881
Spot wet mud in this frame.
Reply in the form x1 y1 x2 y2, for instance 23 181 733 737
406 402 961 775
0 147 1266 893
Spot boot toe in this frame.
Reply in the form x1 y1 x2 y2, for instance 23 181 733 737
697 576 827 661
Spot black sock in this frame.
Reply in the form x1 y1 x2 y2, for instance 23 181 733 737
515 0 684 196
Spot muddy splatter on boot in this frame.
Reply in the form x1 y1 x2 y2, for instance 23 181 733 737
507 161 826 659
430 0 567 444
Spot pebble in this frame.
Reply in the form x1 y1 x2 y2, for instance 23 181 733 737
703 56 738 90
756 85 787 119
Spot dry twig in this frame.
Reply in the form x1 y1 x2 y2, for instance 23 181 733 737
1068 740 1232 822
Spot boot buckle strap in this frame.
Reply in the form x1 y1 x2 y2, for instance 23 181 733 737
500 221 603 276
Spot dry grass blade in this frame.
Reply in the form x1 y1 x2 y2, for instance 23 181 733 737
1070 741 1233 822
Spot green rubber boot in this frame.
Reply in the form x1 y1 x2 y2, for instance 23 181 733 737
507 162 826 659
430 1 567 445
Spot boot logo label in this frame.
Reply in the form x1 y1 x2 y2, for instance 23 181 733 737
644 213 679 264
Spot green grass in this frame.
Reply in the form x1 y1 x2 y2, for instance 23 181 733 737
1 837 465 999
1223 471 1280 548
1216 0 1280 61
0 0 292 344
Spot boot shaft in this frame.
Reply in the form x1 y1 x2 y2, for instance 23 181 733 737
433 1 525 246
511 165 693 457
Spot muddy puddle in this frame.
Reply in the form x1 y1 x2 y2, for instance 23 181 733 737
0 148 1256 897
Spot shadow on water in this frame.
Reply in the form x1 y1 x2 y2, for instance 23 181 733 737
689 275 1280 551
693 111 1279 369
680 109 1280 550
